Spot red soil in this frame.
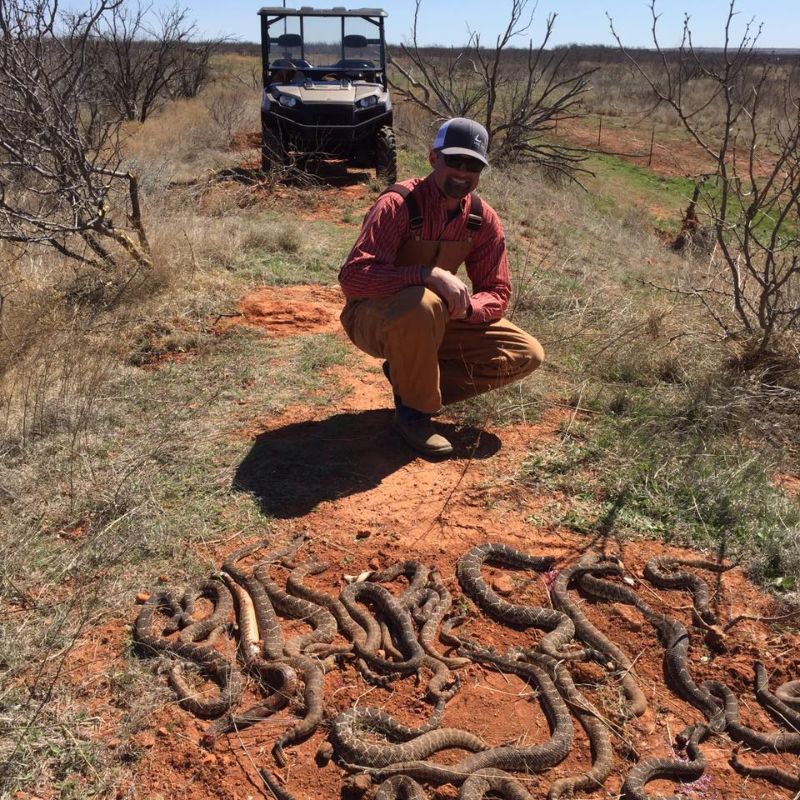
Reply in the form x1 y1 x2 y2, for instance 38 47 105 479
48 284 799 800
558 117 779 182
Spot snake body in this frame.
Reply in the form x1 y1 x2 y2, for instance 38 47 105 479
374 776 429 800
368 560 431 613
730 747 800 790
418 571 470 669
134 541 775 800
518 649 614 800
705 679 800 753
287 559 389 685
374 643 573 785
222 539 328 765
578 572 725 731
550 554 647 717
259 770 299 800
330 705 486 768
459 768 536 799
202 662 298 745
254 561 337 657
175 581 233 645
340 581 426 676
456 543 579 662
754 661 800 730
223 542 284 659
272 653 326 766
621 724 708 800
134 583 243 718
643 556 727 626
775 680 800 710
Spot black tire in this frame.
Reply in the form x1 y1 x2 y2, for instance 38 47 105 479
261 127 287 172
375 125 397 184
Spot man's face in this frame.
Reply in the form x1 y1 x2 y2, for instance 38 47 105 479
429 150 484 201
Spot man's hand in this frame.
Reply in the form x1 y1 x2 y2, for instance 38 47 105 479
423 266 472 319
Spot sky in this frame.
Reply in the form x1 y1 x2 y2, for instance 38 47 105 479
175 0 800 49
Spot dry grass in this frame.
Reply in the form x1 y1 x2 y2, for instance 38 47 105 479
123 86 261 188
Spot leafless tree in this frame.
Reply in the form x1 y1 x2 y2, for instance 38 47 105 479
389 0 596 178
0 0 151 269
169 40 217 100
95 2 216 123
610 0 800 357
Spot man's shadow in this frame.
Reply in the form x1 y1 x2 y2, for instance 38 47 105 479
233 409 501 519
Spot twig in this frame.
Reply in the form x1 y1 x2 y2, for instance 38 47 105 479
562 381 587 437
209 312 244 327
724 610 799 632
231 722 279 798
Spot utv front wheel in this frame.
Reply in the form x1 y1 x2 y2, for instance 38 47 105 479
261 128 287 172
375 126 397 184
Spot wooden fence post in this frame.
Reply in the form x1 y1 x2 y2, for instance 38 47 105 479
648 126 655 166
597 116 602 147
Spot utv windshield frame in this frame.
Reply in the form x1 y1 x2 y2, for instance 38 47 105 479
257 7 388 89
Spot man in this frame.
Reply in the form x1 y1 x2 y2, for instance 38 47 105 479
338 117 544 456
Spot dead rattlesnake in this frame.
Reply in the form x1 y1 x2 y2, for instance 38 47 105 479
133 582 242 719
330 704 486 769
621 724 709 800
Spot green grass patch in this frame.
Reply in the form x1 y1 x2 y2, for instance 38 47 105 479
584 152 696 233
582 152 800 242
518 388 800 587
294 333 350 376
235 218 353 285
398 147 431 180
236 250 339 284
0 317 357 794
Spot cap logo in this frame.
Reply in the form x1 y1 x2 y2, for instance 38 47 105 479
474 134 485 150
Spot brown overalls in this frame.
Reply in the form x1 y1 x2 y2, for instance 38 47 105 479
340 185 543 414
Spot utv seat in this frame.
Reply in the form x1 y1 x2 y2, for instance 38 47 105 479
270 58 298 83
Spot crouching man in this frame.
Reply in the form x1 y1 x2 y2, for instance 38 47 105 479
338 117 544 456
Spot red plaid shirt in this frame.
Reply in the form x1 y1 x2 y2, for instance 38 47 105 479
338 175 511 323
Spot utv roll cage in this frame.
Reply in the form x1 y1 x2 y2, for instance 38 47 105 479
258 7 388 89
256 6 396 182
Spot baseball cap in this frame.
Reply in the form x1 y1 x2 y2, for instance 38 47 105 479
432 117 489 166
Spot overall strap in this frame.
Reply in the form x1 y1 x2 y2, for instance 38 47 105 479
381 184 483 238
381 183 423 237
467 192 483 232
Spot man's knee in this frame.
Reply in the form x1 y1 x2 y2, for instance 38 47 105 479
385 287 448 331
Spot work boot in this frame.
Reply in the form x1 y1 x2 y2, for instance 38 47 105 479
393 403 453 457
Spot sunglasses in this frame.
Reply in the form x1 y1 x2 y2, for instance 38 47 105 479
442 153 485 173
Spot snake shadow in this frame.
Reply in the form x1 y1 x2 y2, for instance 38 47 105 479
233 409 501 519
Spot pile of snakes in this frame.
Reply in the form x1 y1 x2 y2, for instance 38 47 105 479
133 538 800 799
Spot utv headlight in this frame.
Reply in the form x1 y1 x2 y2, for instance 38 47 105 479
278 94 299 108
357 95 379 109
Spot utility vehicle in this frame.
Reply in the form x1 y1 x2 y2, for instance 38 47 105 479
257 7 396 182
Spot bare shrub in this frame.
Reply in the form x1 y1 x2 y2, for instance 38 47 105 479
611 1 800 358
203 83 252 143
392 98 435 150
169 40 217 100
389 0 595 178
240 221 301 254
0 251 123 447
0 0 151 271
95 2 219 123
